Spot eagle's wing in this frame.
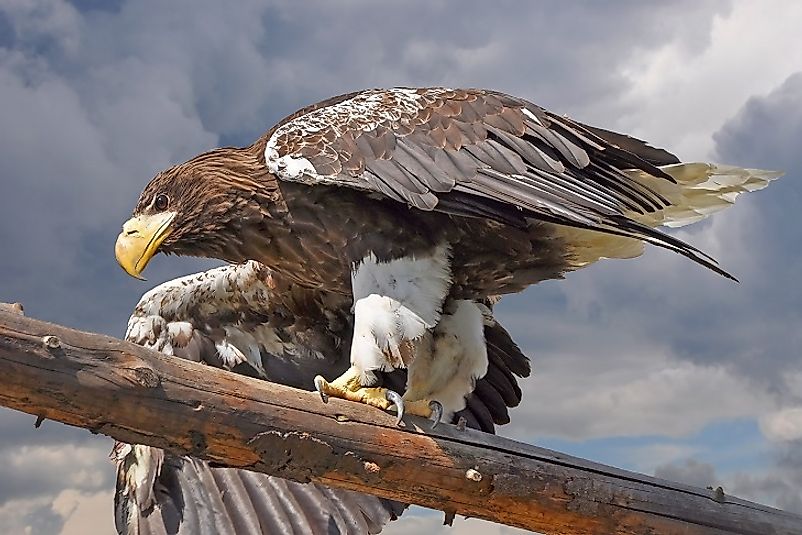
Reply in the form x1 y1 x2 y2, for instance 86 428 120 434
116 262 530 534
262 87 781 278
116 262 403 535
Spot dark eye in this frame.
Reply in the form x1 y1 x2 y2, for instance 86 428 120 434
154 193 169 211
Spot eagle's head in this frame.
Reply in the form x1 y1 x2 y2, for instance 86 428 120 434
115 146 274 279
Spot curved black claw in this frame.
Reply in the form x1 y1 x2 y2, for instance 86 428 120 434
429 400 444 429
313 376 329 403
385 390 404 426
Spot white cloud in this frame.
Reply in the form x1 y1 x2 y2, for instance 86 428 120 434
502 335 774 440
0 439 113 506
53 490 115 535
619 0 802 160
0 495 62 535
383 510 534 535
760 408 802 442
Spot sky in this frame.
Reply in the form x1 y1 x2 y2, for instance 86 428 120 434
0 1 801 533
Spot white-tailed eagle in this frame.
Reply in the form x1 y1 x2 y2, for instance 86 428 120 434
116 260 529 534
115 86 779 424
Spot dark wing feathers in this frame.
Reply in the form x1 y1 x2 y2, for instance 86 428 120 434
457 315 530 431
117 450 401 535
263 87 733 279
577 122 681 167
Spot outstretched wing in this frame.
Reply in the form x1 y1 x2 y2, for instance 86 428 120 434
261 87 780 278
117 262 531 533
117 262 403 535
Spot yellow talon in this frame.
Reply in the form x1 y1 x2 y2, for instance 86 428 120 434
401 399 444 428
313 367 444 428
314 366 397 411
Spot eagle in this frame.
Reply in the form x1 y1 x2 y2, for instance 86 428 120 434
115 260 529 534
115 86 779 425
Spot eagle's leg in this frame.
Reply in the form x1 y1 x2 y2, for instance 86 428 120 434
403 299 489 429
315 246 453 425
313 367 401 412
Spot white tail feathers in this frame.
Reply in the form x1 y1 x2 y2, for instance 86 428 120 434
558 163 781 270
625 163 783 228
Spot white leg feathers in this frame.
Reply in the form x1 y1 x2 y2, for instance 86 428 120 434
349 244 452 384
405 299 489 420
348 246 493 424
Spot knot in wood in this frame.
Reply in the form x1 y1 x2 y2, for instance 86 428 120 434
456 416 467 431
465 468 483 482
363 461 380 474
133 366 160 388
189 430 207 456
42 335 61 349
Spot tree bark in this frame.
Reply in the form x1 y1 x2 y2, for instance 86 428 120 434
0 307 799 535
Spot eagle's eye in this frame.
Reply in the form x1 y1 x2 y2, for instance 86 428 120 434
154 193 169 211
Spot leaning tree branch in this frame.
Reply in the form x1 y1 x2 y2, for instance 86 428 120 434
0 306 799 535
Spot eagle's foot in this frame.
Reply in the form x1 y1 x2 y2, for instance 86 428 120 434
401 399 444 429
313 367 405 424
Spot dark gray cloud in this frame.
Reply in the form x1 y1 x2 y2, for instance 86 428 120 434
0 0 731 335
0 410 100 450
655 448 802 515
0 0 731 433
709 71 802 399
654 458 719 489
633 72 802 520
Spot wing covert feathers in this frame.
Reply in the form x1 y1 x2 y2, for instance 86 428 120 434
262 87 779 279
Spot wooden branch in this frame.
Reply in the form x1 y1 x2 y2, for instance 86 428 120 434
0 307 800 535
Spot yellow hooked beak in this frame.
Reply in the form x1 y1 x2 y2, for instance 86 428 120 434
114 212 176 280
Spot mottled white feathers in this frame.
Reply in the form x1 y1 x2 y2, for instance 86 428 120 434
112 443 165 534
125 261 284 376
264 88 437 185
